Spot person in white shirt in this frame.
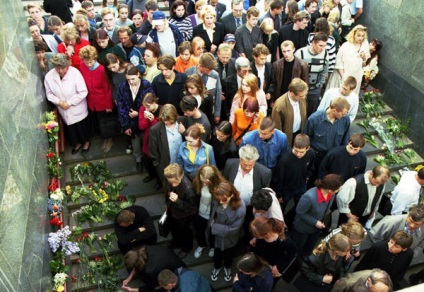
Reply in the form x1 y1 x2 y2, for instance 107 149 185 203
317 75 359 122
390 168 424 215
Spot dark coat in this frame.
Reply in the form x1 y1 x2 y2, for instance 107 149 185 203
152 71 187 114
117 79 154 133
43 0 73 24
278 24 310 57
193 22 225 52
215 3 227 22
216 57 236 82
219 13 247 35
148 119 184 182
148 24 184 57
221 74 239 120
251 61 274 95
271 56 309 102
223 158 272 192
165 176 198 219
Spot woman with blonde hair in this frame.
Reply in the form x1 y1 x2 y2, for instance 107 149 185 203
324 219 366 272
326 25 370 95
191 36 206 59
294 233 352 291
192 165 225 259
210 181 246 282
230 74 267 123
74 14 96 44
57 24 90 70
79 45 114 153
193 5 225 54
27 2 51 34
164 163 198 259
177 123 216 180
260 18 279 63
188 0 206 28
249 216 297 286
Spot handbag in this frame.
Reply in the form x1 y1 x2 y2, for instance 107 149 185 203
98 112 121 138
158 210 170 238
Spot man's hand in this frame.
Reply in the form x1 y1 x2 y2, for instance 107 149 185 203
178 122 185 134
169 192 178 202
138 227 146 233
315 220 325 229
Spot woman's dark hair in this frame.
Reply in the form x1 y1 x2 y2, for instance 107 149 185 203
237 253 270 275
315 174 343 191
123 246 149 272
314 17 330 36
145 43 162 58
366 39 383 66
93 28 115 52
33 39 49 52
124 64 140 76
131 9 143 19
170 0 187 19
215 121 232 144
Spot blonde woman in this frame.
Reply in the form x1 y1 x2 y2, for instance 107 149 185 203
326 25 370 95
57 24 90 70
27 2 51 34
230 74 267 123
73 14 96 44
294 233 352 291
193 5 225 53
260 18 279 63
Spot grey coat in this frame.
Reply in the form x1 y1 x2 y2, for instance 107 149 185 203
209 199 246 250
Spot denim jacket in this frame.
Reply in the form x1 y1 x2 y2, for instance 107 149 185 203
177 141 216 178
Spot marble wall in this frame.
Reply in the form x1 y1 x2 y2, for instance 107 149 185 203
361 0 424 155
0 0 51 290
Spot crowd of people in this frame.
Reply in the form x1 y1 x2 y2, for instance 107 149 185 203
30 0 424 291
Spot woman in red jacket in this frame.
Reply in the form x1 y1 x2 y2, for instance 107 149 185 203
79 45 115 152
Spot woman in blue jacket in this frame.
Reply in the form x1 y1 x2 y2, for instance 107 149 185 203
177 123 216 180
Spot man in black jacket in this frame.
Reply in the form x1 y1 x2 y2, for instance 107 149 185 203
114 205 157 255
219 0 246 35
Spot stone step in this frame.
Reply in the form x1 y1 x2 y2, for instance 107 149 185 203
351 114 396 135
365 149 424 173
355 103 393 120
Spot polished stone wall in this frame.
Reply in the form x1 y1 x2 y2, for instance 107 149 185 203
0 0 51 290
361 0 424 155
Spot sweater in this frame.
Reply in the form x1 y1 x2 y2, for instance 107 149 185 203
79 62 113 112
168 17 194 41
233 268 273 292
232 109 264 146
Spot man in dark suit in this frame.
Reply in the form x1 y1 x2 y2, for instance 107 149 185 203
219 0 247 35
221 56 250 121
210 0 227 22
258 0 285 31
251 44 274 110
216 43 237 82
224 144 272 242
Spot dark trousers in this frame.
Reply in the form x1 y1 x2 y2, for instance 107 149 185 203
143 155 159 179
307 87 322 117
193 215 214 248
291 228 320 257
282 188 306 229
307 149 327 189
214 246 236 269
169 216 193 252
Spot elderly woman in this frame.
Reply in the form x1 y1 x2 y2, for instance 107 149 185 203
57 24 90 70
27 2 51 34
149 104 184 184
326 25 370 95
79 46 115 153
193 5 225 54
74 14 96 44
44 54 92 154
164 163 198 259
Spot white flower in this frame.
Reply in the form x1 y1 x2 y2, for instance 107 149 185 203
50 189 64 201
54 273 68 285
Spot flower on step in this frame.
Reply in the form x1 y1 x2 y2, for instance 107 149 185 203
71 275 77 282
117 195 126 202
48 178 58 192
47 152 55 159
53 272 67 291
50 217 63 227
65 185 72 195
94 256 103 262
50 189 65 201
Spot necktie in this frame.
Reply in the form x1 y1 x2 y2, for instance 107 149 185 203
222 64 227 79
236 18 241 28
202 74 208 84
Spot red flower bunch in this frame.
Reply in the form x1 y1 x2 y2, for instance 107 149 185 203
47 152 55 159
50 217 63 227
94 256 103 262
117 196 126 202
75 232 89 242
48 178 58 192
71 275 77 282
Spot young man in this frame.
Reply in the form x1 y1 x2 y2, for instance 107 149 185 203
139 0 159 35
220 0 247 35
356 231 413 290
278 11 310 55
258 0 284 31
152 55 187 113
185 53 223 124
304 97 351 186
304 0 318 31
117 27 146 74
319 133 367 182
318 76 359 122
337 165 390 226
251 44 274 103
271 40 309 103
81 1 100 29
275 134 315 222
295 32 330 116
361 205 424 267
179 95 212 142
101 8 120 44
251 188 284 223
114 205 157 255
272 78 308 147
157 268 212 292
235 6 263 61
147 11 184 58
